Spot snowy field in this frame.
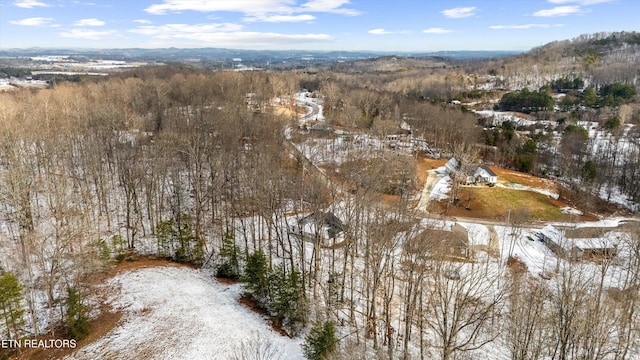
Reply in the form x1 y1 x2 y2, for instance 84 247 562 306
66 267 303 360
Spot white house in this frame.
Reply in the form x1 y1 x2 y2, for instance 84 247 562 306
473 165 498 185
445 157 498 185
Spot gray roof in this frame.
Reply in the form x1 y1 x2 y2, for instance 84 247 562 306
479 165 497 177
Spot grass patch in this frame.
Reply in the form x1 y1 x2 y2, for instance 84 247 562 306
492 167 556 192
431 186 568 221
472 187 563 220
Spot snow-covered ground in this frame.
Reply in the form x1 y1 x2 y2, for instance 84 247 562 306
474 110 551 127
66 267 303 360
294 134 387 165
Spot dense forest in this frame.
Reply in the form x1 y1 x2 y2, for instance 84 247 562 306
1 31 640 359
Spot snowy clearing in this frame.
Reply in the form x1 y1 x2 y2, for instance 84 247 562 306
66 267 303 360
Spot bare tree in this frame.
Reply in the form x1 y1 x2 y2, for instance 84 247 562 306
399 224 432 360
423 258 505 360
231 333 285 360
506 264 551 360
549 262 590 360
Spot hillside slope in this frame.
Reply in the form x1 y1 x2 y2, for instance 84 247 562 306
66 267 303 360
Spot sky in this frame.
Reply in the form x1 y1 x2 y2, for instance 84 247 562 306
1 0 638 52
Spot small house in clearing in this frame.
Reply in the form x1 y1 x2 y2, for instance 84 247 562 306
308 122 333 136
290 211 345 244
445 157 498 185
473 165 498 185
536 224 622 260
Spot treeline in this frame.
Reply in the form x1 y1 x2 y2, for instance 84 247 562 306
495 88 554 113
549 76 584 92
494 80 636 113
559 82 637 109
0 68 305 352
486 74 640 209
465 31 640 92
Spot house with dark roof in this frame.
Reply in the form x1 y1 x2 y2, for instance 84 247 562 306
445 157 498 185
290 211 345 244
308 122 333 135
473 165 498 185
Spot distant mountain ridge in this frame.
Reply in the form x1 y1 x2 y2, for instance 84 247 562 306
2 31 638 77
0 47 519 68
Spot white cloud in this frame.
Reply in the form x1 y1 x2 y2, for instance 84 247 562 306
9 17 53 26
145 0 360 17
298 0 360 15
533 5 581 16
74 18 106 27
145 0 289 15
178 32 332 45
59 29 122 40
130 23 244 37
548 0 613 4
14 0 51 8
367 28 409 35
422 27 453 34
368 28 391 35
128 21 332 48
153 30 331 47
244 14 316 23
441 6 476 19
134 19 152 24
490 23 564 29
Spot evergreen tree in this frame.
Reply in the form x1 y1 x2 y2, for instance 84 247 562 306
243 250 270 302
175 215 201 263
582 87 599 107
604 115 621 131
155 219 176 258
496 88 554 113
155 216 202 264
582 160 597 182
0 272 25 339
216 232 241 279
269 265 307 336
65 286 90 341
302 320 338 360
